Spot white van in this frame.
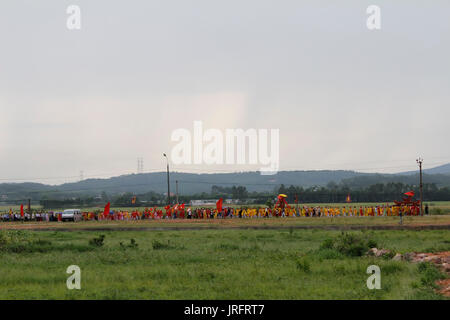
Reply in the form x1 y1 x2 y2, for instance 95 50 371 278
62 209 82 222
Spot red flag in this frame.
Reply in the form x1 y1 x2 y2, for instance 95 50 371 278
216 198 223 212
20 204 24 217
103 202 111 217
404 191 415 197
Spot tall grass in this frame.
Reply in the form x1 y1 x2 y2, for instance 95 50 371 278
0 229 448 299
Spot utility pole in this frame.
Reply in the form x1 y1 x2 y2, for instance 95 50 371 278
176 180 179 204
416 157 424 216
163 153 171 205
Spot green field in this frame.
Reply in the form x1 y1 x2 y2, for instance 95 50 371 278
1 217 449 300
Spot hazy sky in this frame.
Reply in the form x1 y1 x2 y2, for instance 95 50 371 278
1 0 449 184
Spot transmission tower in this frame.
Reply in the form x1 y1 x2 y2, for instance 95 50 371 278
137 157 144 174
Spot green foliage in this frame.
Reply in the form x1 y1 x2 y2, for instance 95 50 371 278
120 238 139 249
432 208 445 215
296 259 311 273
320 238 334 250
89 235 105 247
315 248 344 260
152 239 177 250
418 262 445 287
0 230 92 253
321 232 378 257
367 239 378 249
216 243 240 250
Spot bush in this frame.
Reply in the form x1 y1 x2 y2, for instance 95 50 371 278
367 239 378 249
120 238 139 249
152 239 175 250
320 232 377 257
418 262 444 288
89 235 105 247
0 231 31 248
320 238 334 250
335 233 370 257
296 259 311 273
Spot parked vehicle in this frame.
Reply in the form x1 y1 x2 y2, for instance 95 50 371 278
61 209 82 222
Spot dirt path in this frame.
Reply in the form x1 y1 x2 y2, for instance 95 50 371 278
2 223 450 232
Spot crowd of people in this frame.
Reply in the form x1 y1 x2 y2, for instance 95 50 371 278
0 204 427 222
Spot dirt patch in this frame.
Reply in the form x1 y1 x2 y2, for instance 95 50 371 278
2 223 450 232
409 251 450 297
436 279 450 297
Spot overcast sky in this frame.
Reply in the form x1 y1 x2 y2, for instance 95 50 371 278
0 0 449 184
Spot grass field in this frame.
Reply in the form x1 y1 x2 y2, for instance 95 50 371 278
1 216 449 300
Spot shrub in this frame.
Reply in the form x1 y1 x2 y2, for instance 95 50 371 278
418 262 445 287
334 233 370 257
152 239 175 250
120 238 139 249
320 238 334 250
367 239 378 249
296 259 311 273
89 235 105 247
320 232 377 257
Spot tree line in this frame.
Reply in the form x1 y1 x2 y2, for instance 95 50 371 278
38 182 450 209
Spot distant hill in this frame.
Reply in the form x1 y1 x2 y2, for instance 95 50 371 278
49 170 366 194
400 163 450 176
423 163 450 175
1 164 450 201
0 170 364 199
341 173 450 189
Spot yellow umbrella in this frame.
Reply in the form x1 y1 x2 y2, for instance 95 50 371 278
278 194 288 198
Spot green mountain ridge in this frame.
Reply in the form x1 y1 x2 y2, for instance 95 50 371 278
1 166 450 200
